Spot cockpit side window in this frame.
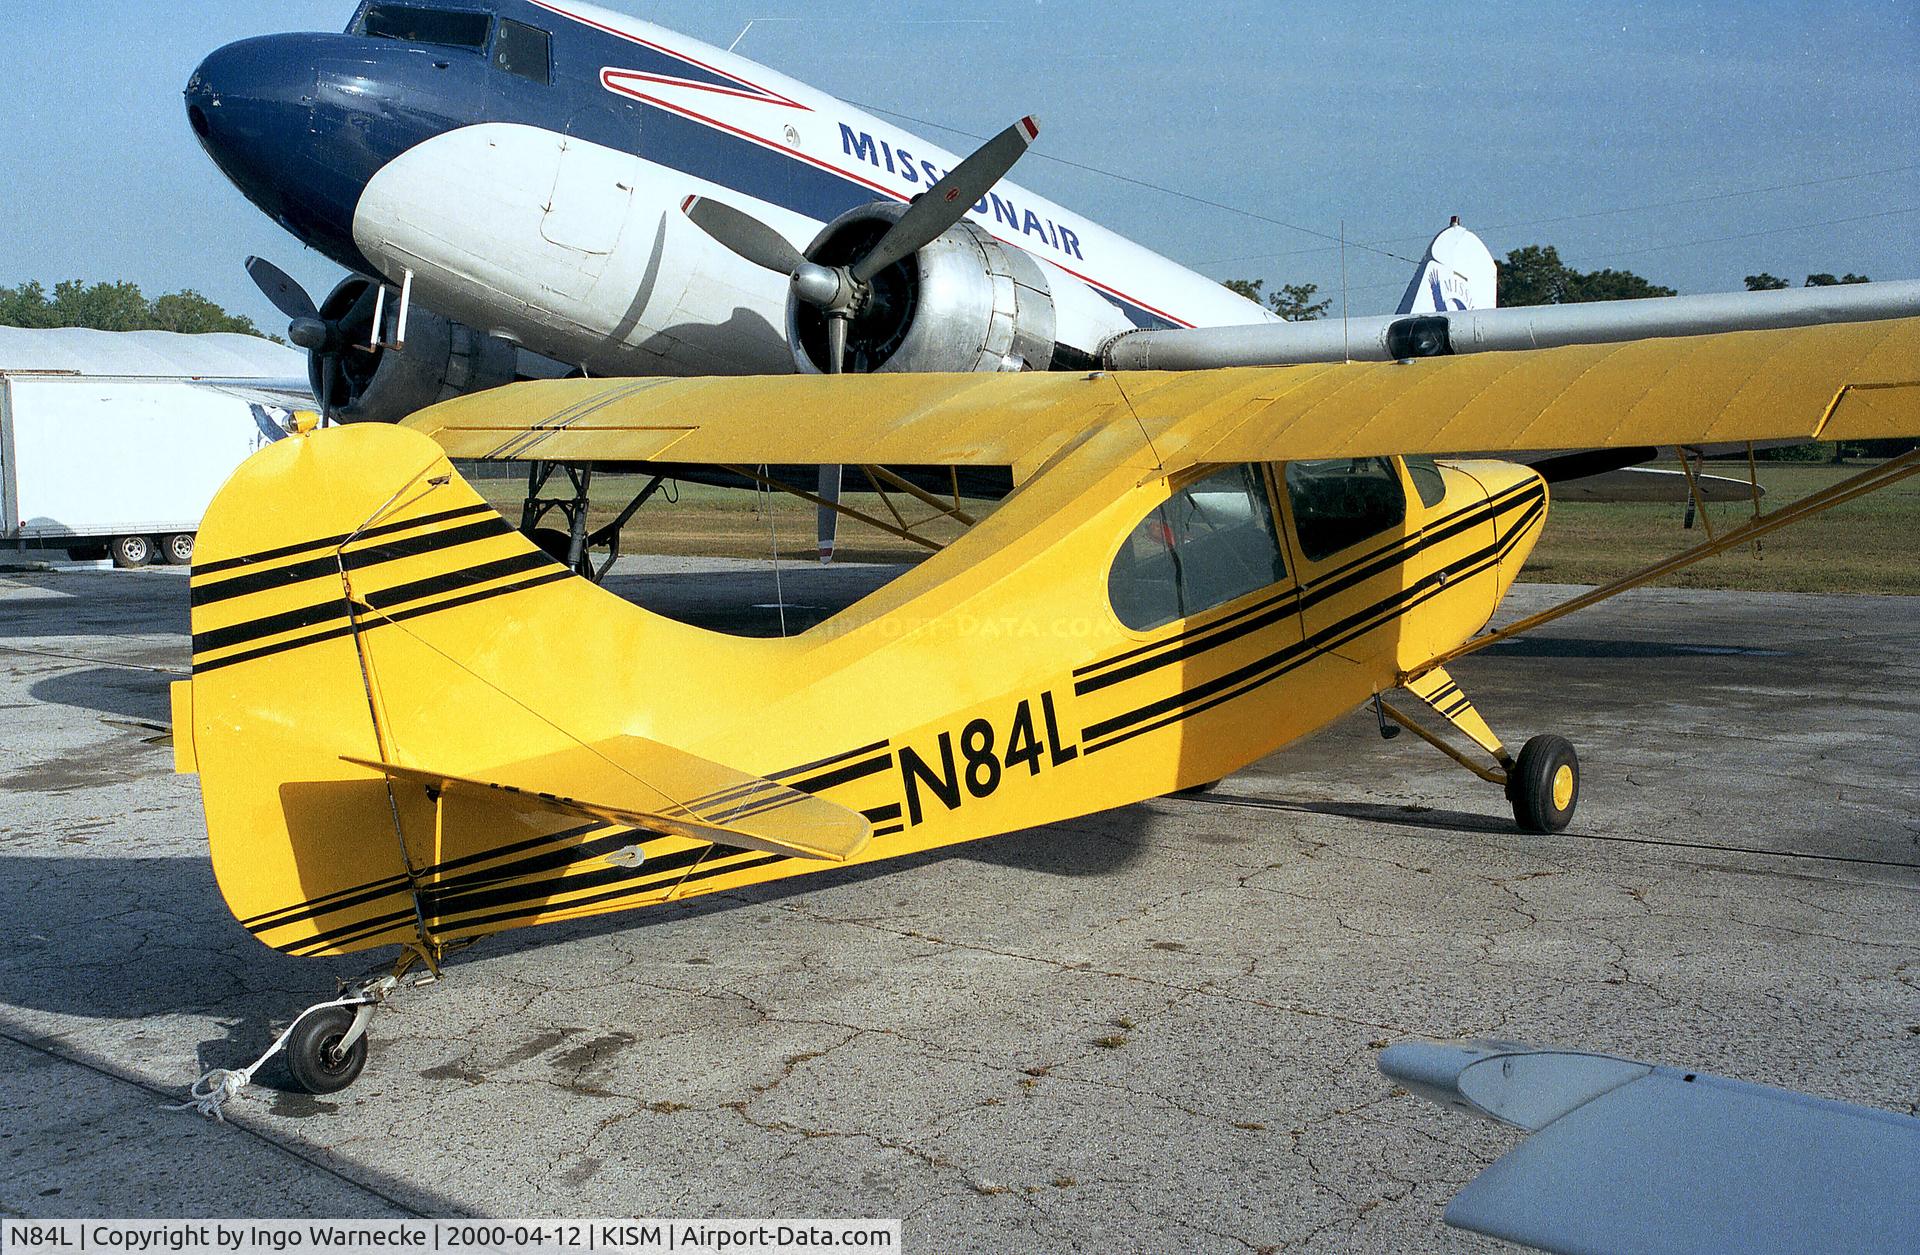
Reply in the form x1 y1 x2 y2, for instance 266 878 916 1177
358 3 492 51
493 18 553 85
1108 465 1287 633
1283 458 1408 562
1404 454 1448 509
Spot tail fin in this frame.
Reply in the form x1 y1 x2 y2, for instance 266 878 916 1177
1396 218 1498 314
175 422 867 958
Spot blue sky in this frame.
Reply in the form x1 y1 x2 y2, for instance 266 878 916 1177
1 0 1913 333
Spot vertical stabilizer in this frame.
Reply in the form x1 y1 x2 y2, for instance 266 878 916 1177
1396 218 1498 314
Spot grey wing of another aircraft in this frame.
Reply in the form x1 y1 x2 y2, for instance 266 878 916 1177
1380 1039 1920 1255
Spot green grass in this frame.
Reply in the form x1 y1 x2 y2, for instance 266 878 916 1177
473 459 1919 594
1519 461 1920 594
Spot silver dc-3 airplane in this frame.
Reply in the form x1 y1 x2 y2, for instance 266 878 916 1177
184 0 1863 556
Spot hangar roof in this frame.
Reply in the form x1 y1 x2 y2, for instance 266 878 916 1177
0 327 304 379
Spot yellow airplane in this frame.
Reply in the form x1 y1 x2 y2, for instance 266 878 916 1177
169 315 1917 1098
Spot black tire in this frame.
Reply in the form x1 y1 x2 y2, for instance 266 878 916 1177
109 535 153 568
284 1005 369 1095
1174 779 1222 797
160 532 196 565
1507 735 1579 833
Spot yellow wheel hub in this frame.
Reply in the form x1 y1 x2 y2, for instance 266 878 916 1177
1551 763 1576 811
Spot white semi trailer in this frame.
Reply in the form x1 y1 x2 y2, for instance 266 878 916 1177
0 327 309 567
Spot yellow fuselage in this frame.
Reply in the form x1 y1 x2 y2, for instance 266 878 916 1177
177 423 1543 956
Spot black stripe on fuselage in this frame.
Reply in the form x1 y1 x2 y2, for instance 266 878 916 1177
1071 480 1540 694
194 547 553 657
191 567 572 674
191 503 498 578
191 515 514 608
1079 494 1543 753
249 738 895 938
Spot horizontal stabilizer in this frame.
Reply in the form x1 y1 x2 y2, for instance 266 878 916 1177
343 738 871 863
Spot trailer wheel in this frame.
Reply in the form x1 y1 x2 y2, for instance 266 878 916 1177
109 535 153 569
161 533 196 565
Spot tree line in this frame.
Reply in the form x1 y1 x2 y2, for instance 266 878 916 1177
1222 244 1873 320
0 279 265 337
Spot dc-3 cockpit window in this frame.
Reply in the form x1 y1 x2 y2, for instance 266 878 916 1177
493 18 552 84
1285 458 1408 562
358 4 492 50
1109 465 1287 633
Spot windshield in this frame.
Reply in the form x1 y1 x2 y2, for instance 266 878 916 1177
357 3 492 50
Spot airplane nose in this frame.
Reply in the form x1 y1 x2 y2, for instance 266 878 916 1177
185 36 320 220
185 29 475 277
185 35 315 149
184 33 404 276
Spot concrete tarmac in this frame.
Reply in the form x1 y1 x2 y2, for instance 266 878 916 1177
2 557 1915 1250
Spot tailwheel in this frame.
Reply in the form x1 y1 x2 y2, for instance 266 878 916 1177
285 1004 370 1094
1506 735 1579 834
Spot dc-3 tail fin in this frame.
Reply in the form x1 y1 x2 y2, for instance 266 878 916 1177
1396 218 1498 314
174 422 869 958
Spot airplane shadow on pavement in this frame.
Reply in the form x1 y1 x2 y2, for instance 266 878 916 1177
0 805 1162 1086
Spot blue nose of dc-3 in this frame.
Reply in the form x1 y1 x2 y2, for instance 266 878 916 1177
185 32 470 277
186 36 322 226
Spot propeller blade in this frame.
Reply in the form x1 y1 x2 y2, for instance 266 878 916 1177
826 314 849 375
318 354 339 423
244 256 319 323
816 464 842 564
683 195 808 275
851 115 1040 284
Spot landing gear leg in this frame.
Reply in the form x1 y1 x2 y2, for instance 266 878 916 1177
174 944 444 1118
1379 666 1580 834
519 461 596 578
287 944 447 1095
517 463 664 582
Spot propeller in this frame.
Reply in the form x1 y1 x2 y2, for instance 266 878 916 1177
244 256 378 421
683 113 1040 375
683 116 1040 561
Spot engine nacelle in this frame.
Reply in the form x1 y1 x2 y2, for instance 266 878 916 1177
787 203 1057 375
311 276 519 423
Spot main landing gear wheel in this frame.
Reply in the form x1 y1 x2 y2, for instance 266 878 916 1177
284 1005 370 1094
1507 735 1579 833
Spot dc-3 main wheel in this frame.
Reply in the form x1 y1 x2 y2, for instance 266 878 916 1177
1507 735 1579 834
284 1006 370 1095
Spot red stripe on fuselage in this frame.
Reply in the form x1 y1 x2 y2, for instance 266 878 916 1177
546 0 1194 330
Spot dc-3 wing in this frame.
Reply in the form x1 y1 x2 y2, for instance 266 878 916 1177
406 314 1920 469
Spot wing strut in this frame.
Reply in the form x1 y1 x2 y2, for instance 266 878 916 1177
1405 448 1920 683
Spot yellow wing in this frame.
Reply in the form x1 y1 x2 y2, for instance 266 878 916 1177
406 318 1920 468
